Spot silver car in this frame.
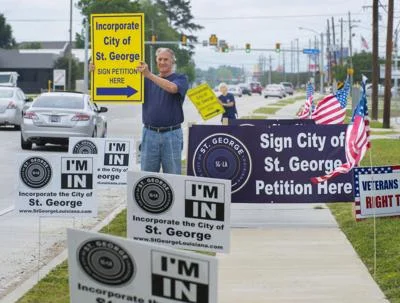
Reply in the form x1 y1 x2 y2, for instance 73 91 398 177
21 92 108 150
0 86 31 130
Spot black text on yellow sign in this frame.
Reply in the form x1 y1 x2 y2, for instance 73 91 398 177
91 13 144 103
187 83 225 120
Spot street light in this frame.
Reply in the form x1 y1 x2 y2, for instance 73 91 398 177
298 27 324 94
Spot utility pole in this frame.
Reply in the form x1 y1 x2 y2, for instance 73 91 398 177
296 38 300 88
383 0 394 128
268 55 272 85
372 0 379 120
331 17 337 70
326 19 331 84
340 18 344 66
68 0 73 90
348 11 354 90
320 32 324 94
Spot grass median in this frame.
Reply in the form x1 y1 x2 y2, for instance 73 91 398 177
16 141 400 303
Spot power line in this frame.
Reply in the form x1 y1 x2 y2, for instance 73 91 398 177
194 12 370 21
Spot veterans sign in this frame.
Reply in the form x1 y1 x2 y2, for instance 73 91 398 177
186 83 225 120
91 13 144 103
16 154 96 217
354 166 400 220
68 229 218 303
187 124 354 203
69 137 135 187
127 171 231 253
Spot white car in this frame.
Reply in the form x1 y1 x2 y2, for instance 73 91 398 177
262 84 286 98
228 85 242 97
21 91 108 150
0 86 31 130
365 83 397 96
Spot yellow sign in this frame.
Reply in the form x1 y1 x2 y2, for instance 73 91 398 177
91 13 144 103
209 34 218 46
187 83 225 120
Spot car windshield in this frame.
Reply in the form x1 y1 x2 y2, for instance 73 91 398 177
0 75 11 84
0 89 14 98
32 95 84 109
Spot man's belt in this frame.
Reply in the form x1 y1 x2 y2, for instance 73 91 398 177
144 124 181 133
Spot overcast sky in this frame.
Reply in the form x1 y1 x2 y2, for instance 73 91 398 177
2 0 397 71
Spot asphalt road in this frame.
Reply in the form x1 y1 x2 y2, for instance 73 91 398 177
0 93 287 298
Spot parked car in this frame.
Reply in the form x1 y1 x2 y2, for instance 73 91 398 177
280 82 294 95
21 91 108 150
262 84 286 98
0 86 31 130
238 83 252 96
249 82 263 95
227 85 242 97
366 83 388 97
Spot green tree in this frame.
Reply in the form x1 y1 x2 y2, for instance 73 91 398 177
0 14 16 49
76 0 140 17
155 0 203 46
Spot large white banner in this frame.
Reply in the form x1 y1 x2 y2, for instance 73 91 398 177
127 171 231 253
16 154 96 217
354 166 400 220
68 229 218 303
69 137 135 187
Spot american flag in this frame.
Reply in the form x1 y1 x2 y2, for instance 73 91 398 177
311 76 350 124
298 82 314 119
311 76 370 184
361 36 369 50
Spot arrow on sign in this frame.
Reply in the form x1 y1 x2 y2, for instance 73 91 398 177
96 86 137 97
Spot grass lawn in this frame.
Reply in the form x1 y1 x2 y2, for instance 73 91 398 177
328 139 400 303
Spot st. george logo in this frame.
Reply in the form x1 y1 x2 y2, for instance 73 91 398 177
133 176 174 214
192 133 252 193
72 140 98 154
78 239 135 286
20 157 52 189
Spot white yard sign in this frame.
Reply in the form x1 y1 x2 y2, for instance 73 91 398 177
68 229 218 303
16 154 96 217
53 69 66 87
354 166 400 220
127 171 231 253
69 137 135 187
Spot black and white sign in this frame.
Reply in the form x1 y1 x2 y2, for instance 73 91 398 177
68 229 218 303
69 137 135 187
127 171 231 253
17 154 96 217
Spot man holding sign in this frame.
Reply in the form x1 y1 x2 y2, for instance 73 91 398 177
136 48 189 174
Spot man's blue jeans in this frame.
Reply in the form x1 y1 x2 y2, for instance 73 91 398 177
141 127 183 174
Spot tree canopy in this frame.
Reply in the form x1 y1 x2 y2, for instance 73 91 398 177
0 14 16 49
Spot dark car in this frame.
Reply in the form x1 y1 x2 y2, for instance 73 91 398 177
249 82 262 95
239 84 252 96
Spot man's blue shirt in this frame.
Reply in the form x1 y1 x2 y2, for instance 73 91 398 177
219 93 237 119
142 73 188 127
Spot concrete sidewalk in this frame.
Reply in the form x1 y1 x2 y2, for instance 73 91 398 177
218 204 388 303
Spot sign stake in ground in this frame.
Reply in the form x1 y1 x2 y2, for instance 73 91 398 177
91 13 144 103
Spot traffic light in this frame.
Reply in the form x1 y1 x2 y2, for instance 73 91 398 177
181 34 187 46
209 34 218 46
275 42 281 53
151 34 157 43
245 43 251 53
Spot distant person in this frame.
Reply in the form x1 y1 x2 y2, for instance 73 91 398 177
218 83 237 122
136 48 189 174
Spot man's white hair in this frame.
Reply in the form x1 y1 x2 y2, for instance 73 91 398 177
156 48 176 63
218 82 228 90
